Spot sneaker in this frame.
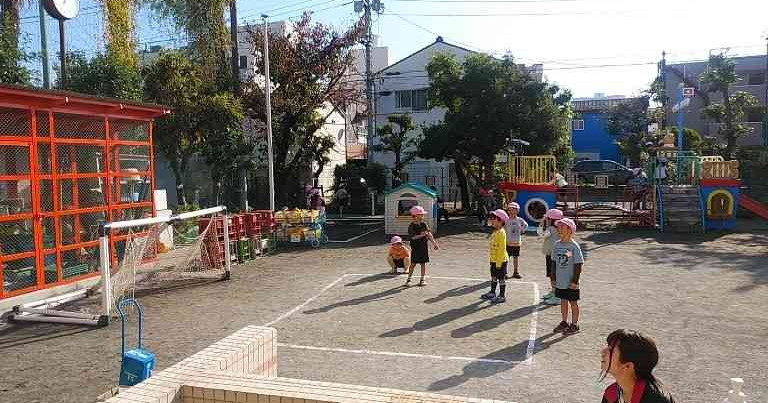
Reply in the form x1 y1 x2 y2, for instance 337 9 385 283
404 277 412 286
543 297 561 306
491 296 506 304
511 272 522 279
563 324 580 335
553 321 569 333
541 291 554 300
480 292 496 300
417 279 426 287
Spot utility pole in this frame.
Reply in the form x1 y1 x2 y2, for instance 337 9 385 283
58 19 66 86
763 36 768 145
262 15 276 211
355 0 382 164
38 0 50 89
230 1 247 211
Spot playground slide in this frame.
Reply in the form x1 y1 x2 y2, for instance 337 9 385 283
739 194 768 220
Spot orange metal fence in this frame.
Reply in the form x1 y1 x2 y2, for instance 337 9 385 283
0 86 167 300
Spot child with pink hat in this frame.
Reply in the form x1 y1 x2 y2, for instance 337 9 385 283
537 208 563 305
504 202 529 279
551 217 584 336
386 236 411 275
405 205 439 286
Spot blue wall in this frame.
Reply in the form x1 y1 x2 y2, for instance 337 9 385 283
572 111 621 162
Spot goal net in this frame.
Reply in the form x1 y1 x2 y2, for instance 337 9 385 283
96 206 231 318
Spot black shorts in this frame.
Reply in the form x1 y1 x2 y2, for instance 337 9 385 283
545 255 553 278
555 288 580 301
393 258 405 268
489 262 508 279
506 245 521 257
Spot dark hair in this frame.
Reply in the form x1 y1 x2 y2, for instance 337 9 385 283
600 329 663 390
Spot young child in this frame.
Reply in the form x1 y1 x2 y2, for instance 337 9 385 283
386 236 410 274
504 202 528 279
405 205 439 286
551 217 584 335
481 209 510 304
537 208 563 306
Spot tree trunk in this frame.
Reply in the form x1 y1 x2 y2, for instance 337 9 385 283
453 157 470 212
483 157 495 189
176 156 189 206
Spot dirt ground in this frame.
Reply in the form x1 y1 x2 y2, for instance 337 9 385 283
0 218 766 403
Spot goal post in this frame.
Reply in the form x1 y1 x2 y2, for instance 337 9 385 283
98 205 231 320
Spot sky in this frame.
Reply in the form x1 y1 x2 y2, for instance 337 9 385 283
17 0 768 98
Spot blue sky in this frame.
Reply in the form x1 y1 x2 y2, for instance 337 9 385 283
17 0 768 98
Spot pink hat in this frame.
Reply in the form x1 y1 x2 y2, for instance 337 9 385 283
409 205 426 215
490 209 509 223
390 235 403 245
555 217 576 232
544 209 564 220
507 202 520 210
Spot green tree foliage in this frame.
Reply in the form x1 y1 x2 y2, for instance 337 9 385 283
59 49 142 100
424 53 571 189
605 96 653 165
102 0 138 69
418 120 472 209
244 13 365 204
333 161 387 193
0 12 31 84
195 92 247 188
700 53 760 160
373 114 416 186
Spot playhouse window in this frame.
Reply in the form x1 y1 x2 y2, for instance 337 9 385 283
709 193 732 218
398 199 419 216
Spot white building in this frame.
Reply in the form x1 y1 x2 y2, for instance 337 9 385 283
372 37 543 202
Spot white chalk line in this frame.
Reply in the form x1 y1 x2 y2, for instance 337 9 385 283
267 272 540 365
327 227 383 243
277 343 517 365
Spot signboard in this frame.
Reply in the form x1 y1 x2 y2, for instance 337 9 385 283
683 87 695 97
672 97 690 113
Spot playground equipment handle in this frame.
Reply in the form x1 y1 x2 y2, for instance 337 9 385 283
115 297 144 356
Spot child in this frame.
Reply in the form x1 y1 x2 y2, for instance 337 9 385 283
504 202 528 279
386 236 410 274
405 205 439 286
537 208 563 305
551 217 584 335
481 209 510 304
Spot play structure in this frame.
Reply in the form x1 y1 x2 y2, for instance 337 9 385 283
497 153 768 232
385 183 438 236
0 84 168 303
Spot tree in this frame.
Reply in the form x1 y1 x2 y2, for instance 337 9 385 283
0 11 30 84
418 120 471 209
699 53 760 159
143 51 205 206
102 0 139 70
244 13 365 205
374 114 416 186
0 0 25 51
605 96 652 165
59 49 142 101
425 52 571 189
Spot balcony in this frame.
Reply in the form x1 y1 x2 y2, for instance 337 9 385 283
346 143 367 160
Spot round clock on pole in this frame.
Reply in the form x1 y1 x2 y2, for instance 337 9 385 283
44 0 80 20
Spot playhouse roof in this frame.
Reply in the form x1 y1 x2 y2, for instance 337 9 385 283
0 83 170 119
386 183 438 198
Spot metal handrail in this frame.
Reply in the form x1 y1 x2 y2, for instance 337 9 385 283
656 185 665 232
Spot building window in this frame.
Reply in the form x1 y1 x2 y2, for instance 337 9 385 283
747 72 765 86
745 107 764 123
572 119 585 131
425 175 436 186
395 89 428 111
239 55 247 69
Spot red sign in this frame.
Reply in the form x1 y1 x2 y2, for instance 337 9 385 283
683 87 695 97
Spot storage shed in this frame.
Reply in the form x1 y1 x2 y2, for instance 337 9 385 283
385 183 438 237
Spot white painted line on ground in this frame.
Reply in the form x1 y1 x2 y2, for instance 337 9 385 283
524 282 540 365
277 343 518 365
264 274 352 327
327 227 383 243
345 273 536 286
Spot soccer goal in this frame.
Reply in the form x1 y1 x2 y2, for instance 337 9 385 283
9 206 231 326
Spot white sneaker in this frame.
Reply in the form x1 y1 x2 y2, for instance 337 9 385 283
541 291 554 300
543 296 561 305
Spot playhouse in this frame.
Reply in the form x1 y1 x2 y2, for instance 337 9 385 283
384 183 438 236
0 84 168 303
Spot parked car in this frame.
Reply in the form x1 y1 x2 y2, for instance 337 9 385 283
570 160 633 185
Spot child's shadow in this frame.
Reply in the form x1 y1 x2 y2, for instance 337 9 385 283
304 285 406 314
428 332 567 391
423 282 488 304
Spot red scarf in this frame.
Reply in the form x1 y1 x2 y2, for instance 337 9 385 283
604 379 647 403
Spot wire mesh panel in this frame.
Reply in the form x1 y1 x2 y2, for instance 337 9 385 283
111 145 151 172
0 107 31 137
110 119 149 141
0 144 31 175
61 246 99 280
0 219 36 294
36 111 50 137
55 144 106 174
54 113 105 139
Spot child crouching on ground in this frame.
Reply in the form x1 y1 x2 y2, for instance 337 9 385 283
551 217 584 335
537 208 563 305
386 236 410 274
481 209 510 304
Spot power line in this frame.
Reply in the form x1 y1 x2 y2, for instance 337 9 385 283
382 10 658 17
390 0 604 2
270 0 351 19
